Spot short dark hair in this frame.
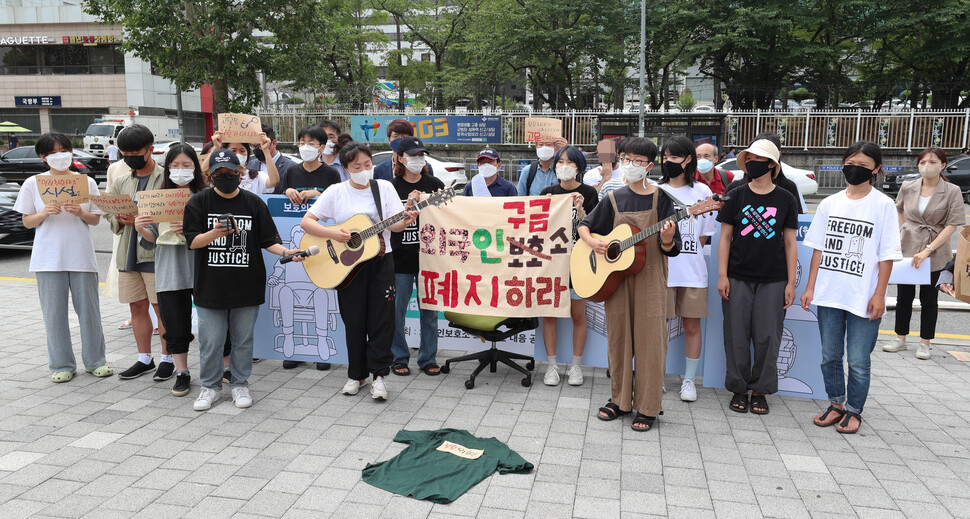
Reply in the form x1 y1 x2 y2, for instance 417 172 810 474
753 132 781 150
35 132 72 157
624 137 659 163
162 144 205 192
261 123 276 141
660 136 697 186
339 142 373 168
843 141 883 184
336 133 353 152
617 138 630 155
117 124 155 152
318 119 341 134
201 141 216 155
386 118 413 138
297 125 329 145
553 146 587 177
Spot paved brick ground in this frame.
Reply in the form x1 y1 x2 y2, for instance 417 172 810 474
1 278 968 518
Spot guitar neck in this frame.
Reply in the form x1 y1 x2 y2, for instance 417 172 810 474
618 207 690 250
359 196 435 240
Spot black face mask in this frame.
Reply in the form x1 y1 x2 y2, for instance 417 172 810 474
745 161 772 179
254 148 266 163
662 161 685 178
123 153 148 171
842 165 873 186
212 173 241 194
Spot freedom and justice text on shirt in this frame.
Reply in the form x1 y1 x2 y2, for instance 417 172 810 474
418 195 573 317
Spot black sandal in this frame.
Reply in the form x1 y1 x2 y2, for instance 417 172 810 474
597 401 631 421
420 363 441 376
750 394 769 415
391 363 410 376
729 392 749 413
836 411 862 434
814 405 846 427
631 413 656 431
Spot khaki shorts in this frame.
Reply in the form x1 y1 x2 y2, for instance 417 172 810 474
118 271 157 304
667 286 708 319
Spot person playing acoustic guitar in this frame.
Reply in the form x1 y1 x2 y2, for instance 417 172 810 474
577 137 681 432
301 143 419 401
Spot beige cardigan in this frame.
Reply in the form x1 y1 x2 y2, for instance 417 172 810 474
895 178 965 271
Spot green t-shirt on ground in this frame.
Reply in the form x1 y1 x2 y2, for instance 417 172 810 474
361 428 534 504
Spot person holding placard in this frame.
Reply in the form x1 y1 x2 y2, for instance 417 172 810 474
885 147 965 360
133 144 207 397
13 132 112 383
210 130 280 195
105 124 172 382
578 137 681 432
800 141 902 434
183 149 304 411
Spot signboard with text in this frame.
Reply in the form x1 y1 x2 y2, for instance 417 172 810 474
217 113 263 144
524 117 563 143
15 96 61 107
350 115 502 144
137 189 192 223
37 175 88 205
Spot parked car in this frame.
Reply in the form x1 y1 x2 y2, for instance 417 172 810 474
772 100 804 110
883 156 970 203
370 151 468 190
799 99 817 109
0 184 34 247
717 159 819 196
151 140 181 160
0 147 109 183
692 105 716 113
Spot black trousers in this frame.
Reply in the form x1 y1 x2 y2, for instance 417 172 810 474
157 289 195 355
895 270 943 340
338 253 395 380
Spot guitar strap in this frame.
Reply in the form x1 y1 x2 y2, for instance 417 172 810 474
370 181 383 220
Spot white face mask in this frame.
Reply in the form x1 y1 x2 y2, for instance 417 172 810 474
235 154 248 167
322 140 336 156
697 158 714 174
622 161 648 182
169 168 195 186
349 168 374 185
919 163 942 178
46 151 74 172
556 165 578 181
405 156 426 174
299 145 320 162
536 146 555 161
478 164 498 178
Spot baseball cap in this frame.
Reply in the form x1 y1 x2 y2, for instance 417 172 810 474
477 147 500 162
209 148 240 171
397 136 426 155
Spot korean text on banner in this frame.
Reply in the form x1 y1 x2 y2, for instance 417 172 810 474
217 113 263 144
37 174 88 205
418 195 573 318
524 118 563 143
90 193 137 216
956 226 970 303
137 189 192 223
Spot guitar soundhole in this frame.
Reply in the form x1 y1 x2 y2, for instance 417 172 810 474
347 232 362 250
605 242 621 262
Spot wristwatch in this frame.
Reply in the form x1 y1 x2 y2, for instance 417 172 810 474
925 244 935 252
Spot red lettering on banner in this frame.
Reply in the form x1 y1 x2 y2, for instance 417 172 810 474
503 201 526 230
536 276 569 307
421 270 439 305
436 270 459 308
528 199 551 232
490 276 499 307
420 223 437 255
465 275 483 306
505 276 536 308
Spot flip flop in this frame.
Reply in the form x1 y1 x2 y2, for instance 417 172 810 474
85 366 114 378
118 319 131 330
391 363 410 376
51 371 75 383
420 363 441 376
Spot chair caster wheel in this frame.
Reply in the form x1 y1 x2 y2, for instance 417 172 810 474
521 377 531 387
526 361 535 371
606 368 611 378
465 379 475 390
440 364 450 374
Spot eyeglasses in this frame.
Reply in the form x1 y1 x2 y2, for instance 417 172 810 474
620 157 651 167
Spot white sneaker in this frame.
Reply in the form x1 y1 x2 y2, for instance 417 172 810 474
232 386 253 408
371 376 388 401
680 379 697 402
342 378 364 395
193 387 219 411
915 344 931 360
543 364 560 386
882 338 907 352
566 364 584 386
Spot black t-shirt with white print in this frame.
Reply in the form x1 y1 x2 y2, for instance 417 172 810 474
183 188 282 309
715 183 799 283
390 174 445 273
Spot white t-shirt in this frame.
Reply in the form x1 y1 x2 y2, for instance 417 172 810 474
13 173 102 273
803 189 902 318
308 179 405 253
240 171 273 194
106 145 119 161
583 165 622 187
659 182 716 288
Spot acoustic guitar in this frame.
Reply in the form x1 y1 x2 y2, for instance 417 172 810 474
570 194 727 302
301 187 456 289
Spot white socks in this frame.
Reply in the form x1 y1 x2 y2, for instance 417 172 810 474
160 354 174 364
138 353 153 365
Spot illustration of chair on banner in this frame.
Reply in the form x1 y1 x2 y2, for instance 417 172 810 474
268 281 340 361
439 312 537 389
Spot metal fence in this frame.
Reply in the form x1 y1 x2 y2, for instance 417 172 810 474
255 108 970 150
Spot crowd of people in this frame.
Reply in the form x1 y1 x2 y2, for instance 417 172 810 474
13 117 966 435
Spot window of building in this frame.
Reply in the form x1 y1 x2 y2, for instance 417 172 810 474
51 109 110 135
1 44 125 75
0 109 42 134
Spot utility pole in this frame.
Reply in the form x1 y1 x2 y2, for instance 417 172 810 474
638 0 645 137
396 14 405 113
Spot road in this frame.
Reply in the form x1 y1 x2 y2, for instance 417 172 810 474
1 196 968 341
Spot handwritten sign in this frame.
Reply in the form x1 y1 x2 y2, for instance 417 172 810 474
137 189 192 223
436 441 485 460
37 175 88 205
90 193 138 216
218 113 263 144
418 195 572 318
524 117 562 143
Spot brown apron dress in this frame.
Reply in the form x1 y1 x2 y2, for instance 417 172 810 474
604 190 669 416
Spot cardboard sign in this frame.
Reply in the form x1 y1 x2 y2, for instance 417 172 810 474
524 117 562 143
217 113 263 144
89 193 138 216
956 226 970 303
137 189 192 223
36 174 88 205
